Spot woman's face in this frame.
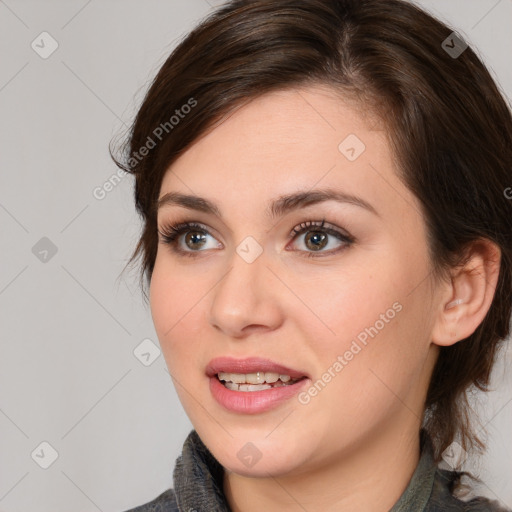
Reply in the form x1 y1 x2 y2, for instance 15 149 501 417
150 86 442 477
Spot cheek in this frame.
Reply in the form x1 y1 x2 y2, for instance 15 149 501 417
293 252 429 396
288 255 401 348
149 260 205 370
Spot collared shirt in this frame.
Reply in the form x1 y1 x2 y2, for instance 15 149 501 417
125 429 511 512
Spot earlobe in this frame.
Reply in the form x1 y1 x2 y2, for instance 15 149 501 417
432 295 468 348
431 240 501 348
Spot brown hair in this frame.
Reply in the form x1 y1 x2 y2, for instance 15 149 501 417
110 0 512 466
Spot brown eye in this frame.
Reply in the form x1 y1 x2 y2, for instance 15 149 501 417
158 221 222 257
304 231 328 251
184 231 207 249
289 219 355 257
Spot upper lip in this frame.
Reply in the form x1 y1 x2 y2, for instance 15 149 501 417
206 357 309 380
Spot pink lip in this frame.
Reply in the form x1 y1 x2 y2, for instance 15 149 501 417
205 356 309 380
206 357 310 414
209 375 309 414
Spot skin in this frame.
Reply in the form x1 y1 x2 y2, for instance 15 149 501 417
149 86 500 512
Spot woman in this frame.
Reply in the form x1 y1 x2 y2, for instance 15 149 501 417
111 0 512 510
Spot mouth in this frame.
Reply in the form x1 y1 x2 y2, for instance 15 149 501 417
206 358 311 414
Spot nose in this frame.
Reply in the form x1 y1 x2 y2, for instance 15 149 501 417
208 247 284 339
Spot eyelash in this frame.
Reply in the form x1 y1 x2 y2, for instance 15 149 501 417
158 219 355 259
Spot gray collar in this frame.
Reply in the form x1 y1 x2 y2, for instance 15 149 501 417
173 430 230 512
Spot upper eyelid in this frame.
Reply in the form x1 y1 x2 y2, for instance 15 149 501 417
290 219 351 236
159 219 353 244
158 218 227 239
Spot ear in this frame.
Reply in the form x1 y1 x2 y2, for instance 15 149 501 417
431 239 501 347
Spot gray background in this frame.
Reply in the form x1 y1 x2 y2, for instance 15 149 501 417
0 1 510 511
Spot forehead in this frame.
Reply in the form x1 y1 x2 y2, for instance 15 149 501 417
158 86 416 222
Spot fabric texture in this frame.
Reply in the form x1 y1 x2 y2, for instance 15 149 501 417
124 429 511 512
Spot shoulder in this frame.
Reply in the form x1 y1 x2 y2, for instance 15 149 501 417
122 488 178 512
426 469 512 512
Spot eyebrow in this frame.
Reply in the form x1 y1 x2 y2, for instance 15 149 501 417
156 188 379 220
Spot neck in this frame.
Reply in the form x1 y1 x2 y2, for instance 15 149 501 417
223 422 421 512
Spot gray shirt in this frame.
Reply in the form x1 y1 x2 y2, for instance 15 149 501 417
125 429 511 512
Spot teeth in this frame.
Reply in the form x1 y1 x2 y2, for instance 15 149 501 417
217 372 304 392
218 371 294 384
225 382 273 392
224 381 290 392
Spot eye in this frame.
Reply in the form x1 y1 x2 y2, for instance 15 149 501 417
158 218 355 258
158 221 222 257
287 219 354 258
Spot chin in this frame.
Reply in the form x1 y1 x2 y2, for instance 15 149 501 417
221 454 300 479
203 433 305 478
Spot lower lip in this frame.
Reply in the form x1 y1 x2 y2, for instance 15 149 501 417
209 375 310 414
